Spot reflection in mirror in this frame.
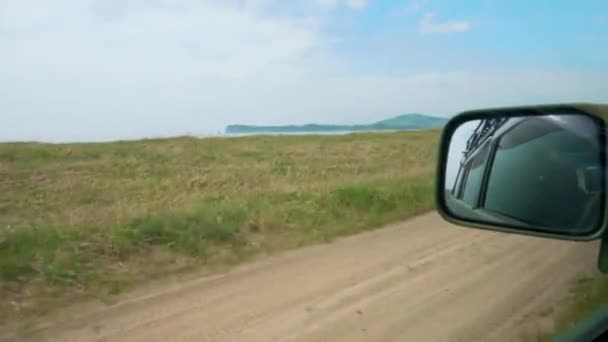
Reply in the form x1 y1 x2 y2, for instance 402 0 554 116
443 114 604 236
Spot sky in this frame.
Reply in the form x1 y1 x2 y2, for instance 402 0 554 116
1 0 607 142
445 119 478 189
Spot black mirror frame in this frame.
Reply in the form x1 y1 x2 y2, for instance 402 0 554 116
435 103 608 241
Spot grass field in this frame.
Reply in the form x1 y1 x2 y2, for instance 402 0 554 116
0 130 440 322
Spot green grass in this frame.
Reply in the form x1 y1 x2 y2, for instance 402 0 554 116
534 275 608 341
0 130 440 323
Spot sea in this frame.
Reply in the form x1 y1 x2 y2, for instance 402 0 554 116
216 129 424 138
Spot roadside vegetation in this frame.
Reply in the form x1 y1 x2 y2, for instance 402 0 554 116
536 275 608 341
0 130 439 323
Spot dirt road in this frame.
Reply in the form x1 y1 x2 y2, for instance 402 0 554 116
6 213 598 342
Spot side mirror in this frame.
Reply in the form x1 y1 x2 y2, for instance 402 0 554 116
436 104 607 240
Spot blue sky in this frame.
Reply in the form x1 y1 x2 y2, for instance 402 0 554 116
1 0 607 142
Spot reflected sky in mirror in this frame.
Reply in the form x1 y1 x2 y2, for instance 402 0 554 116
445 120 479 190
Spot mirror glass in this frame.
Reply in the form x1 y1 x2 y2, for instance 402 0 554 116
443 113 605 236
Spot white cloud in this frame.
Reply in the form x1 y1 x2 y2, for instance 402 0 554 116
419 12 472 34
1 1 324 79
317 0 367 10
317 0 340 9
345 0 368 10
404 0 426 14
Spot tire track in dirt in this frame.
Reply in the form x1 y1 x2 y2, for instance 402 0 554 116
3 212 597 342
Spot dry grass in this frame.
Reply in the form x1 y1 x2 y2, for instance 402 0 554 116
0 130 440 323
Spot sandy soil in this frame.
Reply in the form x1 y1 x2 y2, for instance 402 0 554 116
3 212 598 342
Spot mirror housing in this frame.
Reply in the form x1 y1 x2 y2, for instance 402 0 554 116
436 103 608 241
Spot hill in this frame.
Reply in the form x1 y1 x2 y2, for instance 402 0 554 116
225 113 447 134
